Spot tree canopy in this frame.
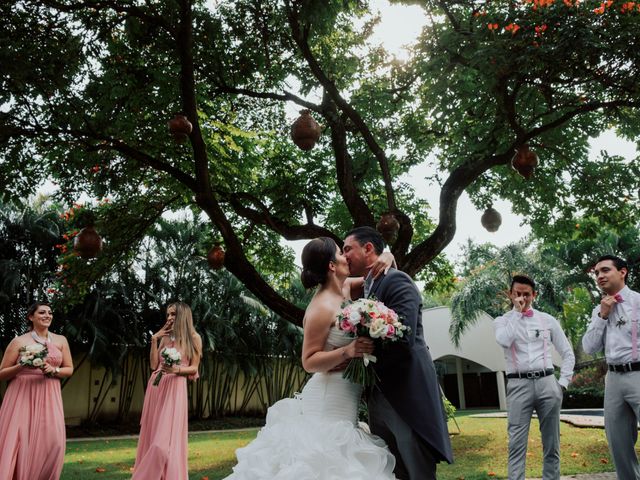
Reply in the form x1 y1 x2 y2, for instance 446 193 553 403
2 0 640 325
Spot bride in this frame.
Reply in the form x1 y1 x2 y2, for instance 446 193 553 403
224 237 397 479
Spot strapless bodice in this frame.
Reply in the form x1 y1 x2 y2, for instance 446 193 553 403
323 325 353 351
300 327 361 425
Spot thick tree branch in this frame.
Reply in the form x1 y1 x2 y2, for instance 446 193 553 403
402 98 640 276
1 121 198 191
323 101 376 227
215 85 322 113
402 151 511 276
174 0 304 325
226 192 340 242
37 0 174 35
287 5 397 212
529 99 640 136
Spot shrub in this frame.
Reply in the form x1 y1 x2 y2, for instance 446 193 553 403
563 386 604 409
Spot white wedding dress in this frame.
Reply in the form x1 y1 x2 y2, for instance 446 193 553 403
224 327 397 479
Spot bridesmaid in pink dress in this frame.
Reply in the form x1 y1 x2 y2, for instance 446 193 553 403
0 302 74 480
133 301 202 480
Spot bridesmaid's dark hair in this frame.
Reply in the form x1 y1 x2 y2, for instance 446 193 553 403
301 237 337 289
26 302 52 331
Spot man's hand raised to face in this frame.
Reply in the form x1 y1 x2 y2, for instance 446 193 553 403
513 295 527 313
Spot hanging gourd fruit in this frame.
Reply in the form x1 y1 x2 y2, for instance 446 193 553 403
207 245 225 270
376 213 400 245
73 226 103 258
168 114 192 143
291 109 321 151
481 207 502 232
511 144 538 180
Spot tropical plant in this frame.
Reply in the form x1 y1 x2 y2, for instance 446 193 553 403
0 198 62 344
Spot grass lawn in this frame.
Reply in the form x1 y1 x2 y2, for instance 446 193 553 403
61 413 615 479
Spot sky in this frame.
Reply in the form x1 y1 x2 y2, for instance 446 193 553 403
286 0 639 267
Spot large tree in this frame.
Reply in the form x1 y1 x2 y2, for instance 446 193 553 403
2 0 640 325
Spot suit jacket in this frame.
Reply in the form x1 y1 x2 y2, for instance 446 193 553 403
368 268 454 464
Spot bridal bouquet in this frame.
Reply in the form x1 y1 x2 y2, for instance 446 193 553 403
18 343 49 368
336 298 410 387
153 347 182 386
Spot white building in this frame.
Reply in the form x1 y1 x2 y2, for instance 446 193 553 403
424 306 562 411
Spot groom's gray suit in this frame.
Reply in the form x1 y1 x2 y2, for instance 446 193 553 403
366 268 453 479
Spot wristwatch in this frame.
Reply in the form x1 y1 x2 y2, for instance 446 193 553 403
55 367 61 376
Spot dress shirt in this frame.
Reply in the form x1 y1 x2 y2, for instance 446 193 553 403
582 285 640 364
494 308 575 387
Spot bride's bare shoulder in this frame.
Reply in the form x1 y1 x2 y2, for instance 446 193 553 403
303 293 340 328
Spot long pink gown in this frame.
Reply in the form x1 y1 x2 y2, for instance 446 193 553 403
133 342 195 480
0 340 66 480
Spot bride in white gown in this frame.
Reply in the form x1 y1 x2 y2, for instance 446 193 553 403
224 237 397 480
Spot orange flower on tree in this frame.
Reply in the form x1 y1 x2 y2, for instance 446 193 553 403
487 22 499 30
535 24 548 36
504 23 521 34
621 1 636 12
594 4 605 13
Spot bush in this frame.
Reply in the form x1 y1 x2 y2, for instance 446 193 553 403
571 364 606 390
443 396 457 420
563 386 604 409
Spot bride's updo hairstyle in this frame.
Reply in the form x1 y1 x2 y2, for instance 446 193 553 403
301 237 337 289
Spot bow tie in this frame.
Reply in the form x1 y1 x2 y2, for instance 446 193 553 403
522 309 534 317
614 294 624 303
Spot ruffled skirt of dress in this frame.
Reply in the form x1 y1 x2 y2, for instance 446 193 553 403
0 372 66 480
225 373 396 480
132 371 188 480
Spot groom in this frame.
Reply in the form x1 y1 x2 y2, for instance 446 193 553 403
343 226 454 480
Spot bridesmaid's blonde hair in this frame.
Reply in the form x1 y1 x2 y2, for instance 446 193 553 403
168 302 200 360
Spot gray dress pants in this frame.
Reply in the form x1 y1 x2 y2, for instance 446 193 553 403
368 389 437 480
506 375 563 480
604 370 640 480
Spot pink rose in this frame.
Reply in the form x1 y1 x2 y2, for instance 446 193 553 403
386 324 395 337
341 319 355 333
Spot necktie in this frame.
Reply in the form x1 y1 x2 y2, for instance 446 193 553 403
614 293 624 303
363 272 373 298
522 309 534 317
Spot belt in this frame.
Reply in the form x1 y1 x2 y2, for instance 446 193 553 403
608 362 640 373
506 368 554 379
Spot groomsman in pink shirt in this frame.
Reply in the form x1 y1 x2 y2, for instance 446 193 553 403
494 274 575 480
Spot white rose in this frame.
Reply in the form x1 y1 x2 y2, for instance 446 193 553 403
28 344 45 353
349 310 361 325
32 358 44 367
369 318 388 339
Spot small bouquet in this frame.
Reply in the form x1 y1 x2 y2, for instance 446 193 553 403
18 343 49 369
336 298 410 387
153 347 182 386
